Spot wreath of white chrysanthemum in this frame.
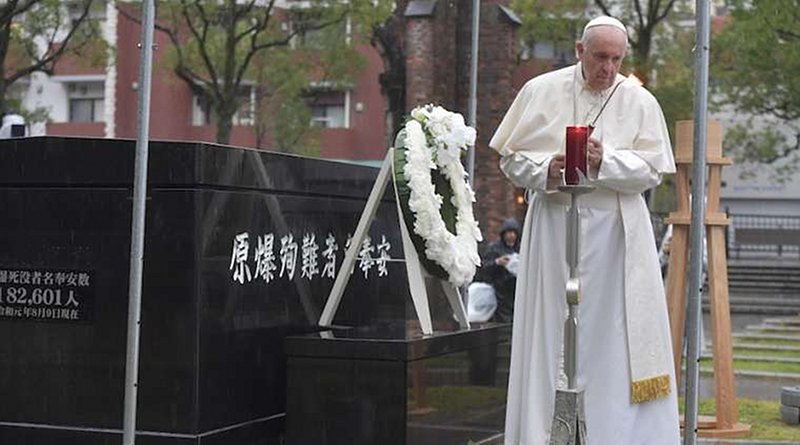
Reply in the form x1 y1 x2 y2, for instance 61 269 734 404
402 105 482 287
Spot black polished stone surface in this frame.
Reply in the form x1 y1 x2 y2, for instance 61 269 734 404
285 323 511 445
0 137 435 444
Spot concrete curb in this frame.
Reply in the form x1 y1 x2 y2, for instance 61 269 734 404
697 440 797 445
700 368 800 381
478 435 796 445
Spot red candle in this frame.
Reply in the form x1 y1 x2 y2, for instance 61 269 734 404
565 125 589 185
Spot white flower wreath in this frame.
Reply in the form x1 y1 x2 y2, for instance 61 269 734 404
400 105 482 287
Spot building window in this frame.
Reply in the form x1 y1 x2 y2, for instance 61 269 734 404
519 38 576 65
288 10 350 49
67 81 104 123
191 94 212 126
66 0 107 23
69 98 104 122
306 90 347 129
191 86 255 127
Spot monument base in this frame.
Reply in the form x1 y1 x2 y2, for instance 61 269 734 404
284 323 511 445
0 420 283 445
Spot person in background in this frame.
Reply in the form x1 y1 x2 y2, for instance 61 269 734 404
658 223 674 278
658 223 708 354
0 111 26 139
480 218 520 322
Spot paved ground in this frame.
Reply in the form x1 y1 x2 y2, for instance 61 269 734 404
701 375 789 401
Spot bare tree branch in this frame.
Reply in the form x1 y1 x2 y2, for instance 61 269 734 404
0 0 39 26
181 0 221 99
633 0 646 31
655 0 679 24
149 0 391 144
6 0 97 84
593 0 613 17
235 0 273 44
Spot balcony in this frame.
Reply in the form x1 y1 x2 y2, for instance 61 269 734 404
46 122 106 138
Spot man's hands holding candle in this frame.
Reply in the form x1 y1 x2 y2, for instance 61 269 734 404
587 137 603 171
548 154 565 180
547 136 601 182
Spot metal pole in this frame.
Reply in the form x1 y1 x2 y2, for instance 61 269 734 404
565 193 581 389
467 0 480 185
123 1 155 444
549 184 593 445
683 1 711 444
461 0 481 310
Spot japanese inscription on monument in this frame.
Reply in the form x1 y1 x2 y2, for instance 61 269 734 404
0 268 94 322
229 230 392 285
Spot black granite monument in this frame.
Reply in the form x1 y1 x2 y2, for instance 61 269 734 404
0 137 509 445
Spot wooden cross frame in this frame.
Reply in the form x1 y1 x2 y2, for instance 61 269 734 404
665 120 750 437
318 148 470 335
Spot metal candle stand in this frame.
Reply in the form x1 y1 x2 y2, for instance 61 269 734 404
548 179 595 445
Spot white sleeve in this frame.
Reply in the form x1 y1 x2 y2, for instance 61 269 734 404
594 150 662 194
500 152 560 192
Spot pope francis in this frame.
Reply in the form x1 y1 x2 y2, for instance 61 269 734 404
489 16 681 445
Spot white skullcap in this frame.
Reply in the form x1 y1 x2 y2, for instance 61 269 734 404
582 16 627 38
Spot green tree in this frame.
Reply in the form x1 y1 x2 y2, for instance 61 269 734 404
593 0 681 85
512 0 585 65
650 16 694 139
250 46 315 154
648 18 697 213
151 0 392 146
370 2 405 146
712 0 800 167
249 22 365 155
0 0 105 116
512 1 681 85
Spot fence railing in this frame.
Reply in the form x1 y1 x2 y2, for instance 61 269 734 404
727 213 800 258
650 212 800 259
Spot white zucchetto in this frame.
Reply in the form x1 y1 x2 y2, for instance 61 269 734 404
582 16 627 38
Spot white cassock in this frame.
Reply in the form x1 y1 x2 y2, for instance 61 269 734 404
490 64 681 445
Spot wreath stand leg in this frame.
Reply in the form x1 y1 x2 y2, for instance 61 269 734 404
440 281 469 330
395 193 434 334
319 149 470 335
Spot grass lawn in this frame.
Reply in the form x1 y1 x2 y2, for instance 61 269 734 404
700 357 800 374
424 387 800 441
733 347 800 360
736 337 800 347
679 398 800 441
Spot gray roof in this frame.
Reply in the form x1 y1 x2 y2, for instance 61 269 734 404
405 0 436 18
498 5 522 26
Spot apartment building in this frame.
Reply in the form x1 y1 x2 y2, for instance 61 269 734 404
19 1 388 161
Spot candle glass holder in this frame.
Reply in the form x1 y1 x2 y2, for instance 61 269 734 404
565 125 589 185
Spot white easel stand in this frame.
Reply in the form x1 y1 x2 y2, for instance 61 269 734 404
318 148 470 335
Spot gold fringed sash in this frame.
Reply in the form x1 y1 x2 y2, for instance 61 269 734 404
631 374 671 403
619 193 675 406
